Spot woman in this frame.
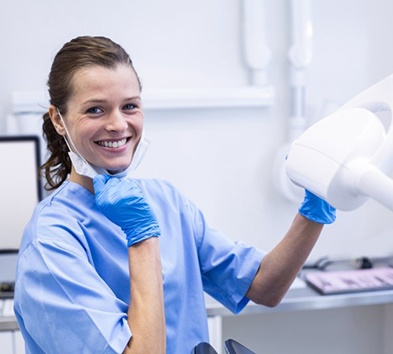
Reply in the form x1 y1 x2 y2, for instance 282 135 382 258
13 36 335 354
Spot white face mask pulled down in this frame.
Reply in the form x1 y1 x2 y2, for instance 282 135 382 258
57 110 150 179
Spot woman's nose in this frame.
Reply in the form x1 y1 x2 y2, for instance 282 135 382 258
105 111 128 131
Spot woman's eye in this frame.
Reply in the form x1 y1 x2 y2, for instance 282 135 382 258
123 103 137 111
86 107 103 114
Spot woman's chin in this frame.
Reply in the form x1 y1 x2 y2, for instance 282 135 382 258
107 168 126 175
106 164 131 175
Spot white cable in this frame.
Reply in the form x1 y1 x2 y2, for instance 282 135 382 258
241 0 272 86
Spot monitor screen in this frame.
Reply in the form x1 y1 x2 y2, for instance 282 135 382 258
0 136 42 251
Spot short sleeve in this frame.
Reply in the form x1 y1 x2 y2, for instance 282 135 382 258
191 202 265 314
14 238 131 354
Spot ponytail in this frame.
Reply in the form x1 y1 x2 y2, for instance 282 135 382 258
41 112 71 190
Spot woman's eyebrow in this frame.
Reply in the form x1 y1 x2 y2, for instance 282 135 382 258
82 96 141 105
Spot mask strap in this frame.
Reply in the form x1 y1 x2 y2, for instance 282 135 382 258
57 109 90 166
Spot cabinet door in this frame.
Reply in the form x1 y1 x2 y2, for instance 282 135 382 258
0 332 13 354
14 330 25 354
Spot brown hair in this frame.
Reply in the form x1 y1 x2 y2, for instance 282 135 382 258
42 36 141 190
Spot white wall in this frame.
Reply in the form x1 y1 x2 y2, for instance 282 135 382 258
2 0 393 352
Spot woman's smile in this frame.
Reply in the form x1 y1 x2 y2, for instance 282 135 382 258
96 137 129 149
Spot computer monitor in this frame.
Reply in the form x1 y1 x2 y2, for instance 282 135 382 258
0 135 42 252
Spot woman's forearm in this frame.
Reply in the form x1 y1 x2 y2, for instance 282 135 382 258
247 213 323 307
123 237 166 353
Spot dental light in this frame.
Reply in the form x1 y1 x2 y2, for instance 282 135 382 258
286 73 393 211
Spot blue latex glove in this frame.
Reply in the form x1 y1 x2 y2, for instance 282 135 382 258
93 175 160 247
298 190 336 224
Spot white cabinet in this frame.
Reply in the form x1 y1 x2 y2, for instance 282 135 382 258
14 331 25 354
0 332 13 354
0 331 24 354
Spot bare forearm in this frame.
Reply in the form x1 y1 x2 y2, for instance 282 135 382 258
123 238 166 353
247 213 323 307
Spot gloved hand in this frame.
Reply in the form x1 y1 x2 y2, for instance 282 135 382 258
93 175 160 247
298 189 336 224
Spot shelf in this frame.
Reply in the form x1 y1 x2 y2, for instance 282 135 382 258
11 86 274 114
0 316 18 332
141 86 274 110
205 279 393 317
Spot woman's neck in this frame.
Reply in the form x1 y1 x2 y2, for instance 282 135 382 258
69 168 95 194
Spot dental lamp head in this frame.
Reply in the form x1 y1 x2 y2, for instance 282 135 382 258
285 73 393 212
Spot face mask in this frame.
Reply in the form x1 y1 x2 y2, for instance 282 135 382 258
57 110 150 179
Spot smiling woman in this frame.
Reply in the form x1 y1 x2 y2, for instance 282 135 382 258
49 64 144 188
13 35 336 354
41 38 143 191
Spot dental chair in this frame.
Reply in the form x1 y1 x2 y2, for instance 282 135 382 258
191 342 218 354
224 339 256 354
191 339 256 354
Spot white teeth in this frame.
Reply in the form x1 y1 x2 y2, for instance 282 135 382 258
98 138 127 148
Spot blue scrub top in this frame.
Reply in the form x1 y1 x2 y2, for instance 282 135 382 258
14 179 264 354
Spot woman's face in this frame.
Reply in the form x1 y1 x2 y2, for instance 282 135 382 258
60 63 143 175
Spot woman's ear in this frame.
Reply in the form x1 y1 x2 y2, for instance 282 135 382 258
48 105 66 136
